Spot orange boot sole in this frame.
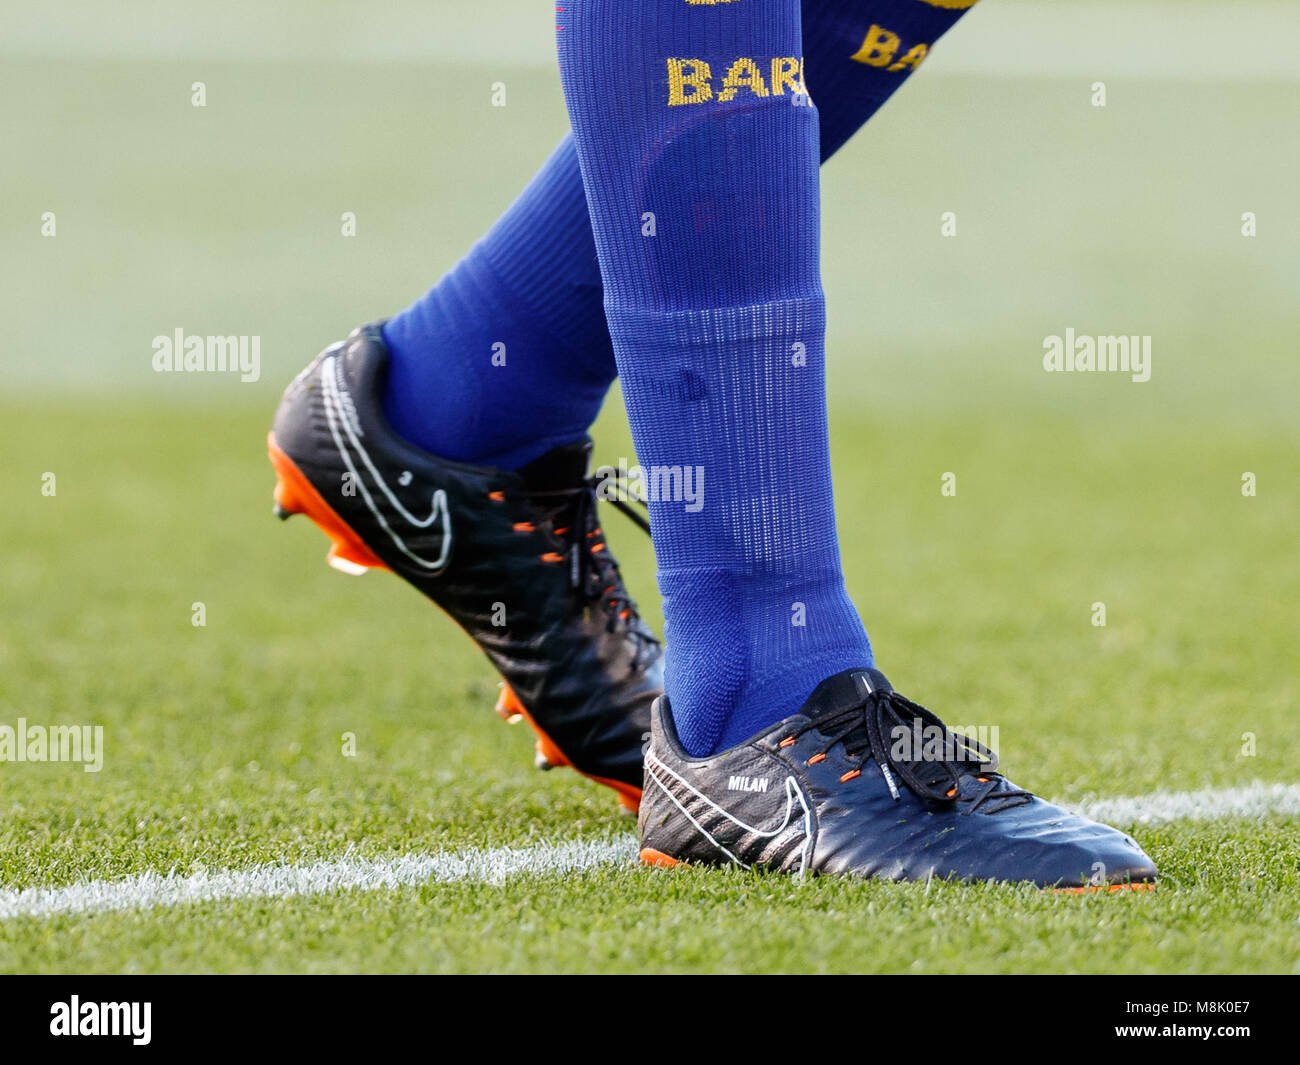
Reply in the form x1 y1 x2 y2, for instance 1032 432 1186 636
1048 881 1157 895
269 432 642 814
495 683 642 814
268 432 389 575
637 851 1158 886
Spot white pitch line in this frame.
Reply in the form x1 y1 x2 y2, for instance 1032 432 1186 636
0 837 637 923
1 783 1296 922
1070 781 1300 827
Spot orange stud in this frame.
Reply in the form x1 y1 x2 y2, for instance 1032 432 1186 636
493 684 524 724
639 848 683 868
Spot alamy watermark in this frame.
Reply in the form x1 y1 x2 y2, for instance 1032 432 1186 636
0 719 103 772
50 997 150 1045
152 328 260 382
595 458 704 513
889 718 999 764
1042 328 1151 382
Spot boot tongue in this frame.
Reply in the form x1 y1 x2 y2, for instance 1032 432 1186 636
799 667 893 722
517 438 593 492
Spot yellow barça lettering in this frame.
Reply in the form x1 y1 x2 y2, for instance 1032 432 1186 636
850 24 930 72
667 57 805 107
719 58 768 101
667 58 713 106
770 56 801 95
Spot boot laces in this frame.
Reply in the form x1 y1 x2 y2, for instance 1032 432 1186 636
794 689 1033 814
523 473 657 665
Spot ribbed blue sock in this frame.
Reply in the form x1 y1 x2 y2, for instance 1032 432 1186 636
807 0 980 158
382 1 978 471
559 0 875 755
380 137 616 470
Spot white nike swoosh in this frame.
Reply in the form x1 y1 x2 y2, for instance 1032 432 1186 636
645 752 814 875
322 354 452 573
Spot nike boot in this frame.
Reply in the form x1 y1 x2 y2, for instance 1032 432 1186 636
639 666 1158 889
267 323 662 811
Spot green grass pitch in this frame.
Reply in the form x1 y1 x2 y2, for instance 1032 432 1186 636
2 2 1297 973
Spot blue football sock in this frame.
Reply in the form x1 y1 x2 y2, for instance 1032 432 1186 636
382 1 978 471
381 137 616 470
559 0 878 755
807 0 982 158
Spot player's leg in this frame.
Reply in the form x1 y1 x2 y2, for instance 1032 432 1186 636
559 0 868 758
380 0 982 471
806 0 981 159
268 328 657 810
559 0 1158 886
380 136 614 470
267 1 982 809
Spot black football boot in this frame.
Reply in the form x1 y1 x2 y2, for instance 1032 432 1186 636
639 666 1158 889
267 323 661 811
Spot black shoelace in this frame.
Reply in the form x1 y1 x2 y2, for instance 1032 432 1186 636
794 689 1033 814
524 474 658 666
